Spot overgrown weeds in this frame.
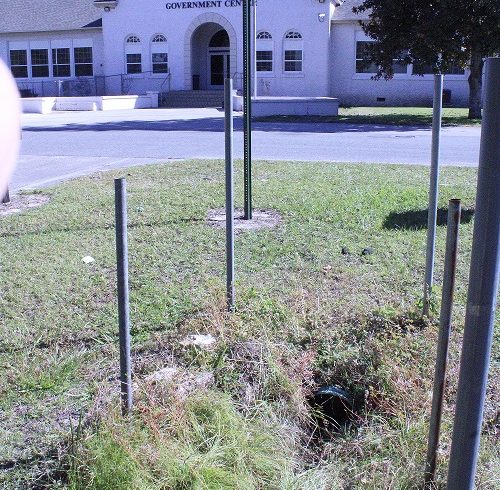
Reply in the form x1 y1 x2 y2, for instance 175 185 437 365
1 161 498 488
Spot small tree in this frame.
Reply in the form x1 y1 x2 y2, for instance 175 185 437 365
353 0 500 118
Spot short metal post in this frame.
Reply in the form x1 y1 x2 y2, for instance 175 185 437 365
423 73 444 316
424 199 461 488
2 187 10 204
115 178 132 415
58 80 62 97
447 57 500 490
225 79 235 312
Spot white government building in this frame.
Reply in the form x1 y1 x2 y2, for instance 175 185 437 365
0 0 470 107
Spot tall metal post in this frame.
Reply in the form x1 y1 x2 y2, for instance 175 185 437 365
424 199 461 488
447 57 500 490
224 78 235 311
423 73 444 316
115 178 132 415
253 0 258 98
243 0 252 220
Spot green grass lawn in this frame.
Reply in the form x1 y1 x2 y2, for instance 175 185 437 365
0 161 498 489
256 107 482 127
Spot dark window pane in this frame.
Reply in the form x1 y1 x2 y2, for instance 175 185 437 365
11 66 28 78
52 48 70 64
356 60 377 73
127 53 141 63
75 64 93 76
127 64 142 74
392 61 407 74
74 47 93 64
356 41 380 73
446 65 465 75
53 65 71 77
32 65 49 77
413 62 434 74
10 49 27 65
152 53 168 63
31 49 48 65
257 51 272 61
285 50 302 61
257 61 272 71
152 63 168 74
285 61 302 72
356 41 374 59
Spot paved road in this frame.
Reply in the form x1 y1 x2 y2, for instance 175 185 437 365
12 108 481 190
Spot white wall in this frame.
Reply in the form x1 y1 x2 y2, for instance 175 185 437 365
100 0 332 96
330 22 470 107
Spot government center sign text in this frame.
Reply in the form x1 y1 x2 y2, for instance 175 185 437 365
165 0 255 9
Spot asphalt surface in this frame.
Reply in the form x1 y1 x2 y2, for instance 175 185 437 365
12 108 481 190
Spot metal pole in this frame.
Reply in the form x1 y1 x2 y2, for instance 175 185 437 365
423 73 444 316
243 0 252 220
224 78 235 311
447 57 500 490
253 0 258 99
424 199 461 488
115 178 132 415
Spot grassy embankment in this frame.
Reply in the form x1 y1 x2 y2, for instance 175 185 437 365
0 161 498 489
256 107 482 127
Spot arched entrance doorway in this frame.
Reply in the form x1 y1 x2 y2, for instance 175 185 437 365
191 24 230 90
208 29 230 88
185 13 237 91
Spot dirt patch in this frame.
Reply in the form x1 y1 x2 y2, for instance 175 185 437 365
207 208 281 231
0 193 50 217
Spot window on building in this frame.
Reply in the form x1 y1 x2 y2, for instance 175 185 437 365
151 34 168 74
412 62 434 75
391 50 409 74
257 51 273 71
284 50 302 71
52 48 71 77
125 35 142 74
10 49 28 78
355 41 377 73
284 30 303 72
257 31 272 40
31 49 49 77
127 54 142 74
126 35 141 44
412 62 465 76
445 64 465 75
74 47 93 76
256 31 273 72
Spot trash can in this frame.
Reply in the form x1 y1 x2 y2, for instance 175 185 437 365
192 74 200 91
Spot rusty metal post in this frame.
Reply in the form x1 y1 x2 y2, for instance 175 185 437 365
424 199 461 488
